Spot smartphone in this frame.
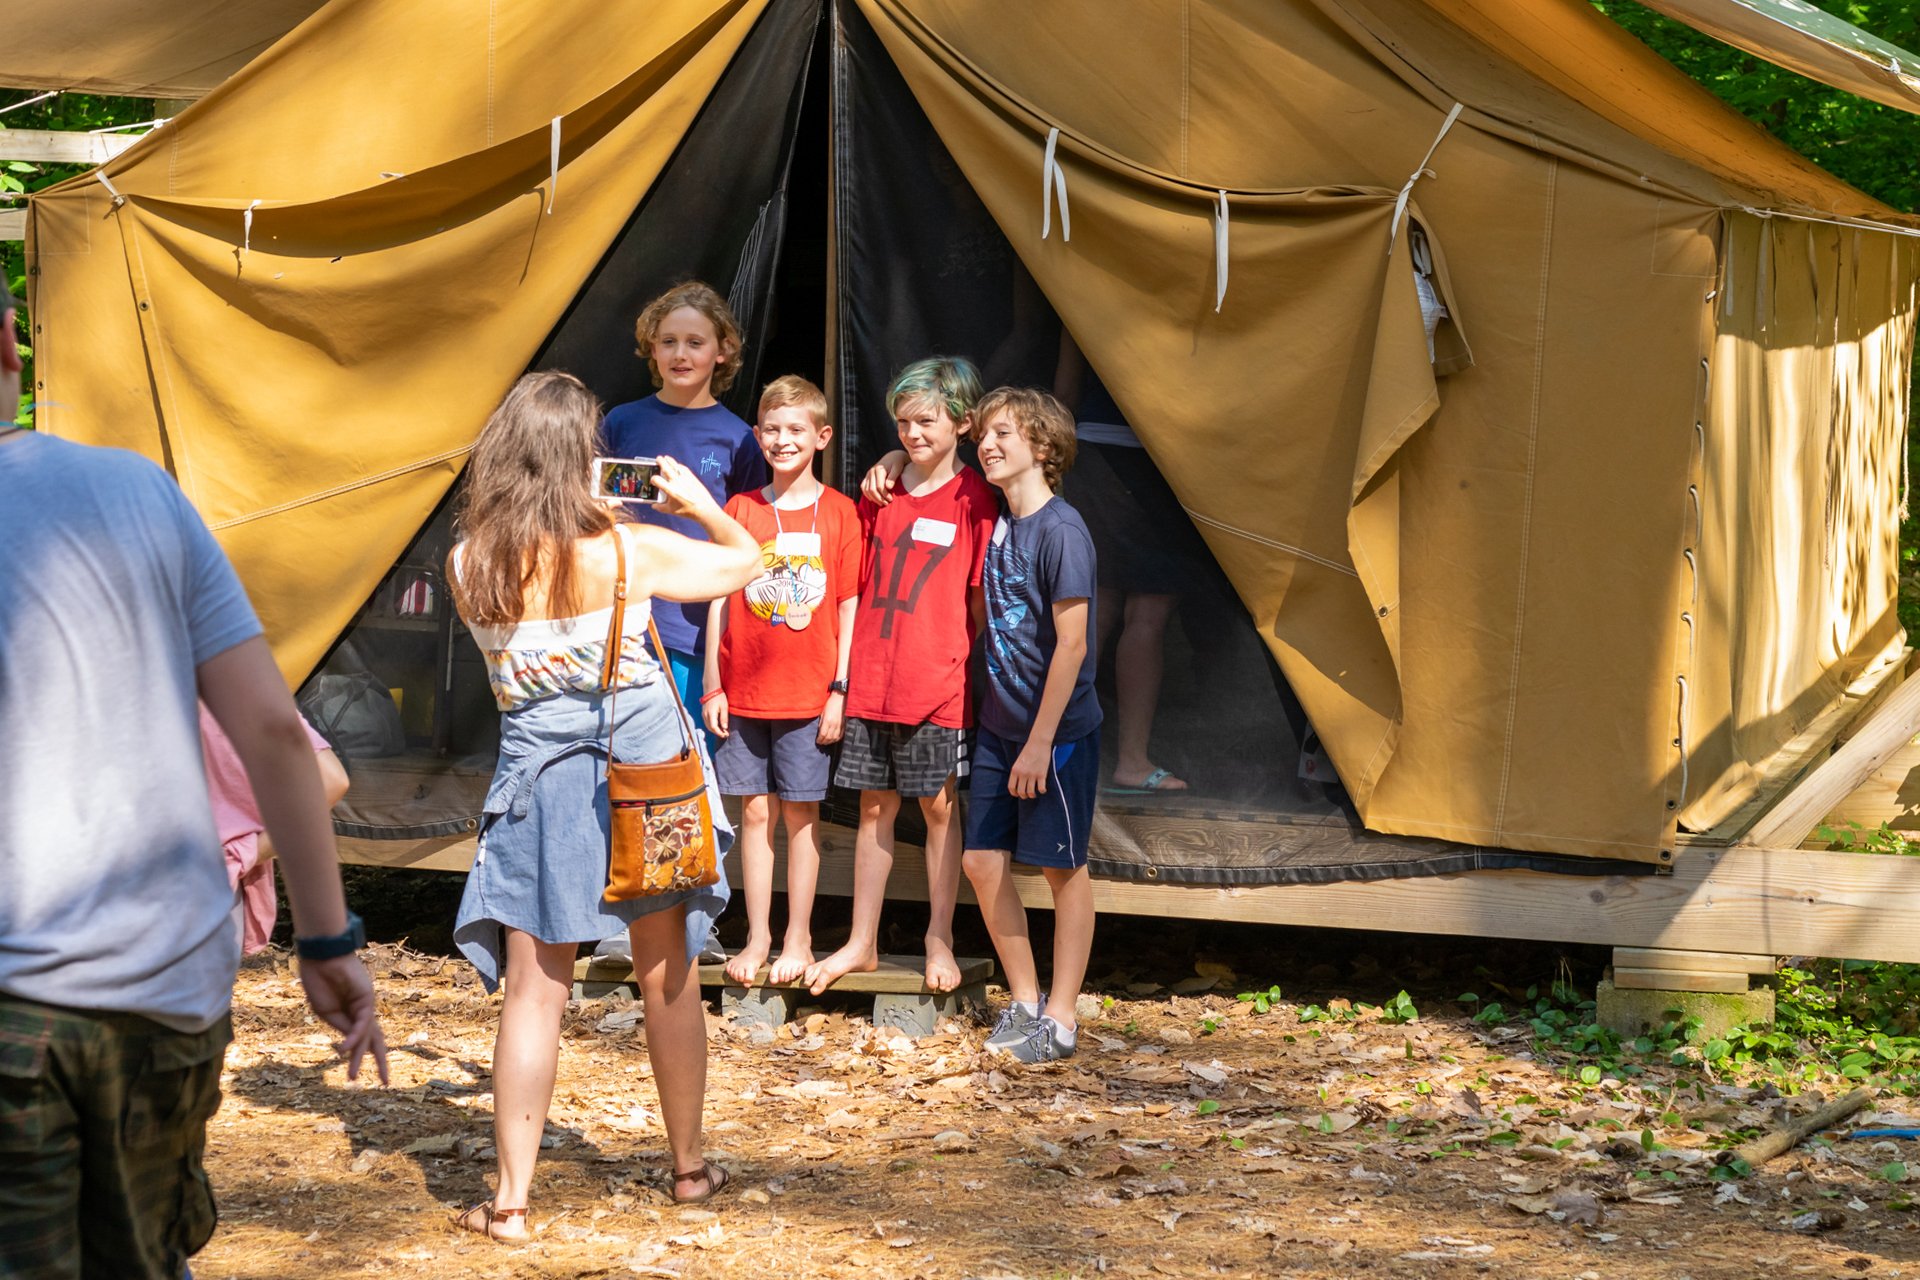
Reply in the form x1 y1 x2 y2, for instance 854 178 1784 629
592 455 663 504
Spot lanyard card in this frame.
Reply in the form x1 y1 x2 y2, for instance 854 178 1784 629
773 530 823 557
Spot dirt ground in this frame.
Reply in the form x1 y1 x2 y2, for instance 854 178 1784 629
192 912 1920 1280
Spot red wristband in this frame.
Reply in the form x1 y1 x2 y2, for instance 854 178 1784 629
700 688 725 704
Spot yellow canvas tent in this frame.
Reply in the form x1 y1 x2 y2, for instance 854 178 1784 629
23 0 1920 875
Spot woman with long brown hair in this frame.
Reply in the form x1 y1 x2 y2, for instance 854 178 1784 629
447 371 759 1240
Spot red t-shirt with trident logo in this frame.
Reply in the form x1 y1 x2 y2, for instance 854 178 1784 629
847 467 998 728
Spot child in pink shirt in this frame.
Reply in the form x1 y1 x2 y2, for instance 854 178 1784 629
199 704 350 953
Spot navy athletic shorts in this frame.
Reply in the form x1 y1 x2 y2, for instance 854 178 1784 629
964 728 1100 869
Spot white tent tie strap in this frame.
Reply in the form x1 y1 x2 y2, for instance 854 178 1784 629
1739 204 1920 242
0 89 61 116
1683 548 1697 605
1388 101 1462 255
1681 610 1695 667
1213 190 1229 312
1041 126 1070 242
1688 484 1701 544
88 117 169 135
241 198 262 258
1675 674 1691 809
546 116 561 215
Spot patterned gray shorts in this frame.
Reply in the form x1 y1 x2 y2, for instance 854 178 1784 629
832 717 968 798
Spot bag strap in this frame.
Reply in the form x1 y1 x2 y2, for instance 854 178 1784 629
600 527 698 764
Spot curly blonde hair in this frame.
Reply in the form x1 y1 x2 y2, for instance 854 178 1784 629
633 280 744 394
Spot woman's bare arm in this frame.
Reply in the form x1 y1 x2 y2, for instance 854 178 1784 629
622 456 760 603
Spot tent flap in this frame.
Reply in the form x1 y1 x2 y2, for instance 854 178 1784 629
30 0 773 685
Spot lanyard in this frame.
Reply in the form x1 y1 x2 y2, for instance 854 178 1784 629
769 481 821 538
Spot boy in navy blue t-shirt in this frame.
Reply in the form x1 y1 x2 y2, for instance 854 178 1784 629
603 281 769 711
962 387 1101 1064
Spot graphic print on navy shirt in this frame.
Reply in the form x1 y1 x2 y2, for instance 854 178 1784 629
979 497 1102 744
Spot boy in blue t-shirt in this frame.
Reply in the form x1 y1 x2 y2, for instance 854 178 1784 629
602 281 769 712
961 387 1101 1064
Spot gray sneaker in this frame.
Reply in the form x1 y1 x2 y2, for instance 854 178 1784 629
984 1000 1045 1054
1006 1015 1077 1064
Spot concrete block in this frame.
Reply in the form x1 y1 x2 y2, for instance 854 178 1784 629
723 984 792 1031
873 982 986 1039
1595 976 1775 1042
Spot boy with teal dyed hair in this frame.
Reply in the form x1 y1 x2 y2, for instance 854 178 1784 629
805 357 998 997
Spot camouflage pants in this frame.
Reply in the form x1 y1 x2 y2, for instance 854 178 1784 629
0 997 230 1280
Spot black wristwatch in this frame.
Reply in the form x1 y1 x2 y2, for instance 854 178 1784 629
295 910 366 961
828 679 849 695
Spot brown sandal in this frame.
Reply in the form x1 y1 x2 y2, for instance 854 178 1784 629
672 1161 731 1204
452 1199 529 1242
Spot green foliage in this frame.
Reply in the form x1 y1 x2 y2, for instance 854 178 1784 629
1469 955 1920 1094
1236 984 1283 1015
1591 0 1920 212
1379 990 1420 1025
1813 820 1920 856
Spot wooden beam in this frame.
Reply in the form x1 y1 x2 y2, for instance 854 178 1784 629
0 129 140 165
1741 673 1920 850
336 833 475 874
1611 969 1751 994
1612 947 1773 974
1685 644 1909 844
338 827 1920 964
0 210 22 242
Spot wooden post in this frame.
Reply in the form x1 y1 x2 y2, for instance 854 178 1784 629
1741 675 1920 850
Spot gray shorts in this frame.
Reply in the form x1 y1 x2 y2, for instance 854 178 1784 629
832 717 968 799
713 716 832 801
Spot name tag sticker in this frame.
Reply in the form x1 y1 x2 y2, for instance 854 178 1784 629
773 531 823 557
911 518 957 547
991 517 1009 547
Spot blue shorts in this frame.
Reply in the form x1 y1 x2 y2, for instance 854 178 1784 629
714 715 832 801
964 728 1100 868
665 648 718 755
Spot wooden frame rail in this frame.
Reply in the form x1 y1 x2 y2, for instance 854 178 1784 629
338 831 1920 965
0 129 140 165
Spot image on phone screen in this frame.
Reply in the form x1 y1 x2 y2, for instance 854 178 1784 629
592 456 662 504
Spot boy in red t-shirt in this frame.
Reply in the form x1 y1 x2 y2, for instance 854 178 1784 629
805 357 997 997
704 376 862 988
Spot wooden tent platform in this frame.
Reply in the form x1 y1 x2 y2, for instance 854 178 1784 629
574 951 994 1037
337 646 1920 966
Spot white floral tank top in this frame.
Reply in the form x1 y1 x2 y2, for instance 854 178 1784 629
454 545 661 712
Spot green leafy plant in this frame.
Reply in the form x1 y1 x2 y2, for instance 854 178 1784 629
1380 990 1419 1025
1237 984 1283 1015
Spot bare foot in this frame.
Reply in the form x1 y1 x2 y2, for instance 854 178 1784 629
924 935 962 993
724 936 771 987
768 940 813 987
804 941 878 996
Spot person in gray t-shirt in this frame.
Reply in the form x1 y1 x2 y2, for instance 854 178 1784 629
0 281 388 1279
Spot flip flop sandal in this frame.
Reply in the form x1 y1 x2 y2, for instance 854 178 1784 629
672 1160 731 1204
1103 767 1186 796
452 1199 529 1243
